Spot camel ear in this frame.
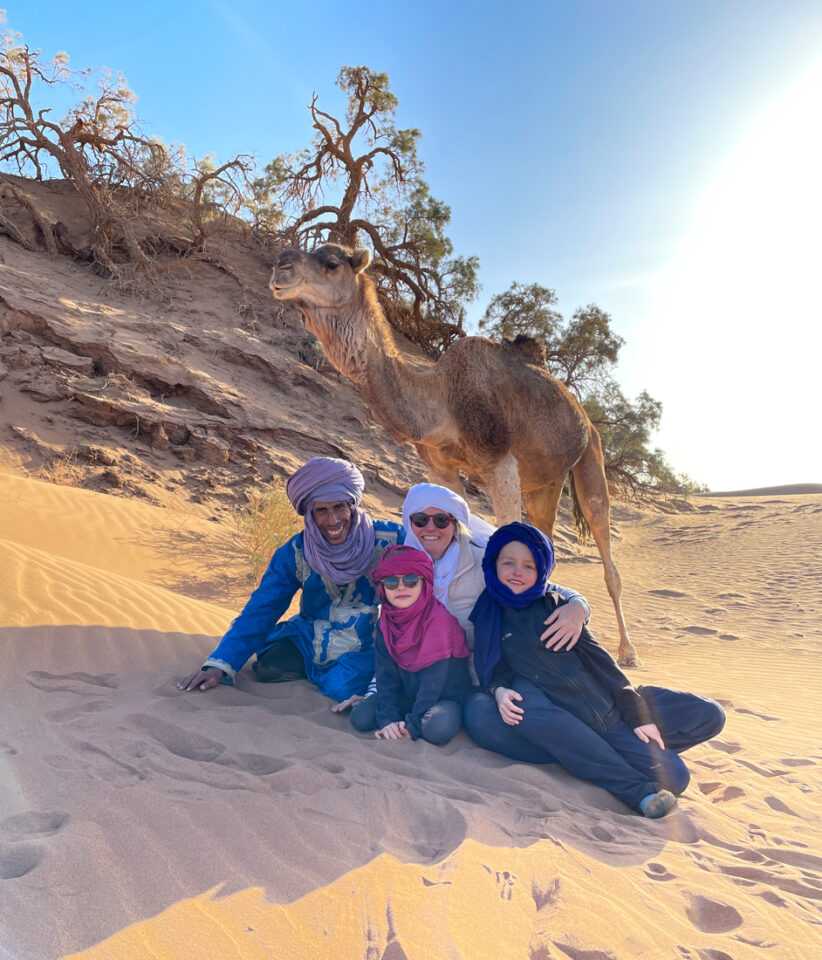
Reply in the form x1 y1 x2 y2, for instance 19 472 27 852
349 248 371 273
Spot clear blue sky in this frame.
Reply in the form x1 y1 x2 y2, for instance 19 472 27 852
7 1 822 490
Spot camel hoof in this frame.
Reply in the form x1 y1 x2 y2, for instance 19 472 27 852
618 650 642 669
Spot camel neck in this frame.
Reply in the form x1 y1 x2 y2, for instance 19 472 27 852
360 340 440 444
301 300 440 445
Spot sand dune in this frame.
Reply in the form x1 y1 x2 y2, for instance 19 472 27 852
1 473 820 959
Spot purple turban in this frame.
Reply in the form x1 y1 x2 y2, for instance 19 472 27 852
285 457 375 584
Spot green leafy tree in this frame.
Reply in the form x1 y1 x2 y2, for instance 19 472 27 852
479 279 699 496
480 284 623 393
550 304 623 394
263 66 479 353
583 384 705 497
479 281 563 342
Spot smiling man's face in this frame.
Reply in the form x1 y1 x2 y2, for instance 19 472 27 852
311 500 352 544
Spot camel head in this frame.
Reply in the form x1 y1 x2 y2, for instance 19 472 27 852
269 244 372 309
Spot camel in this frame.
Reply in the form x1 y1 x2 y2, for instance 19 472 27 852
269 244 638 666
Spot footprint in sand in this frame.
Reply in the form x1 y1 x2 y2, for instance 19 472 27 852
317 761 346 775
531 877 561 911
551 940 619 960
718 634 738 641
692 759 726 771
0 811 68 839
128 714 290 776
437 784 485 805
232 752 291 776
734 759 788 778
394 799 466 863
421 876 452 888
682 625 718 636
780 758 815 767
754 847 822 871
764 795 800 817
46 701 113 723
696 950 734 960
381 940 411 960
25 671 120 693
685 895 743 934
644 861 676 881
709 740 742 755
77 741 148 785
757 890 788 907
713 786 746 803
495 870 516 901
129 714 226 762
734 707 780 722
648 589 689 598
480 864 516 901
0 843 43 879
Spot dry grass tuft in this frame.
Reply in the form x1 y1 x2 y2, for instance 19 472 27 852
233 481 300 584
37 450 85 487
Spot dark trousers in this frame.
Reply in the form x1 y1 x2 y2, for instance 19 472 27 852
463 682 725 810
350 694 463 746
253 638 307 682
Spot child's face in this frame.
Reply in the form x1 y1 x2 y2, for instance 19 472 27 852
496 541 538 594
383 576 424 609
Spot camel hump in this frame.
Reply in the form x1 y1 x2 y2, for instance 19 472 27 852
504 334 546 365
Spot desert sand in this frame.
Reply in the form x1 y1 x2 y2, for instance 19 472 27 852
1 179 820 957
1 468 820 960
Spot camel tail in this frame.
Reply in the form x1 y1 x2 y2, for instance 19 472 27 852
568 471 593 546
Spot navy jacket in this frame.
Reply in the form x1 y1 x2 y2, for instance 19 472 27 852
375 630 472 739
490 595 652 731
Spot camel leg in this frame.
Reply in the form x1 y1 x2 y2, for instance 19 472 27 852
571 433 639 667
523 481 564 539
484 452 522 525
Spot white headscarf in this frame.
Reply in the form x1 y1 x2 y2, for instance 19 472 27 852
402 483 495 603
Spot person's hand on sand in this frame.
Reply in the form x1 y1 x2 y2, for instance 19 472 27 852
540 602 587 651
177 667 224 692
494 687 524 725
633 723 665 750
330 694 365 713
375 721 410 740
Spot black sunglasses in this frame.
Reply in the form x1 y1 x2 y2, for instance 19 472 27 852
380 575 422 589
409 512 453 529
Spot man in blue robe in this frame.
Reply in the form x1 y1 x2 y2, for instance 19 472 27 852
177 457 402 701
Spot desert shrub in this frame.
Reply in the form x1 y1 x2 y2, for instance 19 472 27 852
233 481 300 584
37 450 85 487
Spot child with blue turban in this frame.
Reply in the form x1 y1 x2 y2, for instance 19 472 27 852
470 522 725 818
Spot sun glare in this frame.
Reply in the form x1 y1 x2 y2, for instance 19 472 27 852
639 60 822 489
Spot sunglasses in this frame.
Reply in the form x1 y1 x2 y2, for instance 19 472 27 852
380 575 422 590
409 512 453 529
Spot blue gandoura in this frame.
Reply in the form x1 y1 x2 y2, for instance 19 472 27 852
202 457 402 700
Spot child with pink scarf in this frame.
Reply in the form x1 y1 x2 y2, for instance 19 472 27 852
367 545 472 744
